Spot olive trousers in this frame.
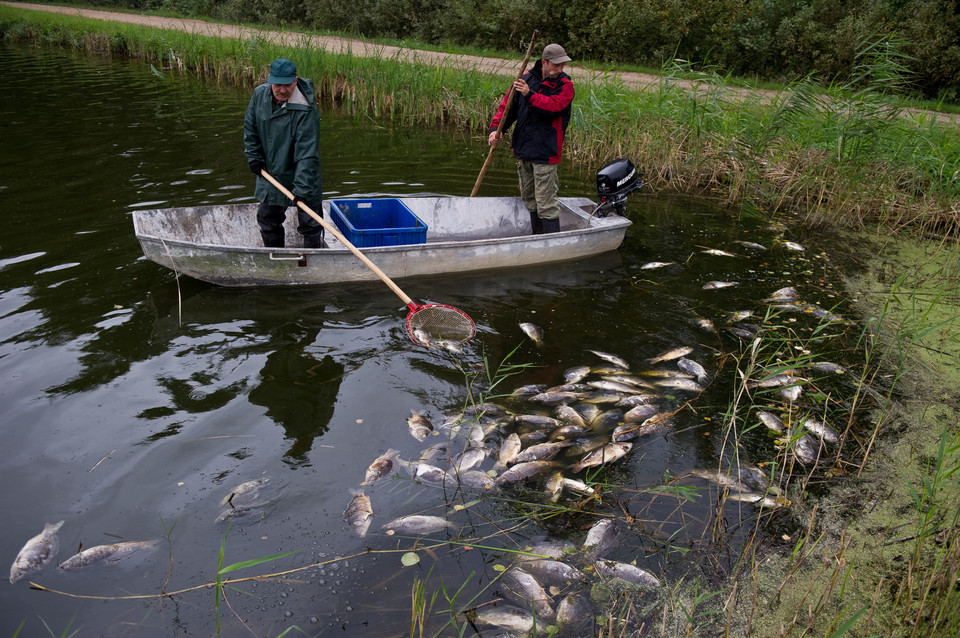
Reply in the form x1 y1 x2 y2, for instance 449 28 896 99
517 160 560 222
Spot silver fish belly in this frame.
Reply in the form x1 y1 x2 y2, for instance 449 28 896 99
10 521 63 584
59 539 159 569
594 559 662 587
344 490 374 538
381 514 454 535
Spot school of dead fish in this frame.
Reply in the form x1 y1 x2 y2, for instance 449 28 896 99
8 235 858 633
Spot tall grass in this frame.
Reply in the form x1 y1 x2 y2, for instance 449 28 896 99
2 5 959 234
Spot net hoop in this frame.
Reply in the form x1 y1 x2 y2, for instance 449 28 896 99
405 303 476 346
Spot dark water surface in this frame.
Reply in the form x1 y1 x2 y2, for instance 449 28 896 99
0 44 861 636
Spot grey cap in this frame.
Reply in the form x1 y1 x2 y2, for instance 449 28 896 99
542 43 571 64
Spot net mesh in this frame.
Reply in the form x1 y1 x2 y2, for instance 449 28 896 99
406 304 475 345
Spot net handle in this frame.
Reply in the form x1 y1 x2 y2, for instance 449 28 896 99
259 170 415 306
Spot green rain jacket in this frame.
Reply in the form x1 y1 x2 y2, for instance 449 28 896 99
243 77 323 207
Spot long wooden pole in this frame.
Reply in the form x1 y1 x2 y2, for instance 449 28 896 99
470 30 539 197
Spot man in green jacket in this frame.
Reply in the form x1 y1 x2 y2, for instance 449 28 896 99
244 58 324 248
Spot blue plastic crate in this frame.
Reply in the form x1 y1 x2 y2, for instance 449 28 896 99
329 198 427 247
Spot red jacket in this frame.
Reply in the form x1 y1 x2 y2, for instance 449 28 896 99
490 60 574 165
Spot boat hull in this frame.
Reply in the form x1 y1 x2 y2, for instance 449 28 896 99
132 196 631 286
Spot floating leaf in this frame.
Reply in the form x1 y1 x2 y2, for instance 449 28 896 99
401 552 420 567
493 564 507 572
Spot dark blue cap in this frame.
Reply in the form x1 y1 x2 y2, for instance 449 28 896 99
267 58 297 84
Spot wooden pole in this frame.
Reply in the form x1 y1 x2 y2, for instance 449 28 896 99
470 30 539 197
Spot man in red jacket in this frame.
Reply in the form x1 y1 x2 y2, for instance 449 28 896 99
488 43 575 234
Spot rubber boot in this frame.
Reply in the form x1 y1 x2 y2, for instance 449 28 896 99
260 230 284 248
529 211 544 235
303 231 324 249
541 218 560 234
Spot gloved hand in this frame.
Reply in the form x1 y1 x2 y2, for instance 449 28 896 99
292 195 306 209
248 160 265 176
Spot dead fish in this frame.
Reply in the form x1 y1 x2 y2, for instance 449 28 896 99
344 490 374 538
572 403 601 423
703 281 738 290
528 390 582 405
10 521 64 584
747 373 794 389
417 442 449 465
648 346 693 364
588 379 641 394
513 414 562 430
582 518 619 557
495 433 522 469
756 410 785 433
519 322 544 347
59 539 159 570
677 357 709 383
412 328 433 347
622 404 658 423
586 349 630 369
513 441 572 464
594 559 661 587
727 491 790 509
521 540 578 561
511 383 547 397
766 286 799 302
652 377 704 393
413 463 457 487
581 390 631 404
602 373 655 389
701 248 737 257
215 502 271 523
561 476 597 496
550 424 588 441
782 241 805 252
407 410 434 442
613 415 668 442
363 449 398 485
572 442 632 472
556 592 593 625
451 445 489 473
544 471 565 502
219 477 269 508
694 317 716 331
640 261 676 269
616 393 660 407
591 408 625 431
382 514 455 535
728 326 759 339
521 558 586 585
640 369 695 379
691 469 752 493
733 240 767 250
809 361 845 374
500 568 555 621
554 404 587 428
494 461 559 486
566 433 611 456
780 384 803 403
727 310 755 323
563 365 592 383
793 434 820 464
456 470 497 490
471 604 535 633
800 416 840 443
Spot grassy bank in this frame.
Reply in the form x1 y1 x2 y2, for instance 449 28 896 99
2 4 960 237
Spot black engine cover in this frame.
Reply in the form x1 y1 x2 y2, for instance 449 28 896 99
595 158 641 216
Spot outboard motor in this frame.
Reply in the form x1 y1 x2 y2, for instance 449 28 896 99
595 158 642 217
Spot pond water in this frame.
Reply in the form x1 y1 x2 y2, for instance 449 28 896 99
0 44 866 636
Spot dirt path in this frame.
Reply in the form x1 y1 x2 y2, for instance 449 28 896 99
5 2 958 126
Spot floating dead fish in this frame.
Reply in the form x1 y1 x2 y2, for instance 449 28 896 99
588 379 642 394
566 433 611 456
809 361 845 374
500 568 555 621
652 377 704 393
648 346 693 364
513 414 562 430
215 502 272 523
495 433 522 470
726 491 790 509
747 373 794 389
677 357 709 383
727 310 755 323
519 322 545 347
511 383 547 397
456 470 497 490
613 415 669 442
581 390 631 404
344 490 374 538
756 410 785 433
591 408 625 431
594 559 661 587
382 514 455 536
555 404 587 428
412 463 457 487
407 410 434 442
703 281 738 290
513 441 571 464
622 404 658 423
601 373 655 389
793 434 820 464
640 261 676 270
765 286 799 302
364 450 398 485
471 604 535 633
556 592 593 625
544 471 565 502
412 328 433 347
494 461 558 486
528 390 583 405
800 416 840 443
451 445 489 473
561 476 596 497
219 477 270 508
521 558 586 585
694 317 716 331
733 240 767 251
780 384 803 403
616 393 660 408
563 365 592 383
691 469 752 493
521 540 578 560
701 248 737 257
782 241 805 252
582 518 619 557
550 423 588 441
586 349 630 370
10 521 63 584
59 539 159 570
